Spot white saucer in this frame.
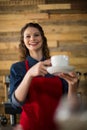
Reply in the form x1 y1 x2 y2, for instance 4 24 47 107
47 66 75 74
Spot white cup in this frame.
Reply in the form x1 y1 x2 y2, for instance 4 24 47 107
51 55 69 67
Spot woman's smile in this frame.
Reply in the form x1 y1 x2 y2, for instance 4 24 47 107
29 42 39 46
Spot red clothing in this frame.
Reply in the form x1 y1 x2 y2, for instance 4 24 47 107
20 60 63 130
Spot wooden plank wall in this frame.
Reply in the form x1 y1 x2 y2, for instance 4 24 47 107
0 0 87 115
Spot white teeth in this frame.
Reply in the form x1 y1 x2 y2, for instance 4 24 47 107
29 43 38 46
29 42 38 45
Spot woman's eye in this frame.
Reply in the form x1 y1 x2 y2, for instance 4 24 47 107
24 33 40 39
26 35 30 38
34 34 40 37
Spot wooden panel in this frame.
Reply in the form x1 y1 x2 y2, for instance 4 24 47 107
0 76 3 82
47 40 58 47
0 13 48 20
46 33 82 41
40 21 87 30
0 14 87 32
51 13 87 19
57 44 87 52
0 61 18 70
0 13 48 32
38 4 71 10
0 14 87 21
0 49 19 60
49 45 87 58
70 58 87 66
0 49 18 55
71 2 87 10
51 49 87 57
51 51 71 56
0 0 45 6
59 41 87 45
43 25 87 34
0 84 5 90
0 53 19 60
0 23 24 32
0 96 5 102
0 70 10 76
0 5 39 14
41 13 87 22
0 0 9 1
0 87 4 95
50 51 71 56
38 2 87 11
0 42 19 50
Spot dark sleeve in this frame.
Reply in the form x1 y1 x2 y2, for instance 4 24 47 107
11 92 25 108
9 62 26 108
61 78 68 94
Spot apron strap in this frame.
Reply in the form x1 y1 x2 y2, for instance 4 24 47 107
25 60 29 71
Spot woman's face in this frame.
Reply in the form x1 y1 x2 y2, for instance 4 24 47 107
23 27 43 52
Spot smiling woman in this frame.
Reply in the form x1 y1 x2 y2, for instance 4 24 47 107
9 22 78 130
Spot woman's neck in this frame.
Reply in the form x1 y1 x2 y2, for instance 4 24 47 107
29 51 43 61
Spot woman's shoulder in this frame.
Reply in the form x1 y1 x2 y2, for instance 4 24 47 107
11 61 25 69
10 61 26 75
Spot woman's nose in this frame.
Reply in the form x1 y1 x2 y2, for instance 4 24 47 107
30 36 35 41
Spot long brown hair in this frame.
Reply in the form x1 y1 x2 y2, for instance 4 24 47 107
19 22 50 61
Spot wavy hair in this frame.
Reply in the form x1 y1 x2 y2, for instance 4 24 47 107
19 22 50 61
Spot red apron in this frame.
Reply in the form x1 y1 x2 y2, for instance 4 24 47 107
20 60 63 130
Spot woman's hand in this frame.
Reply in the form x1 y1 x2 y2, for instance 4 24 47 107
57 72 79 96
28 59 51 77
13 124 23 130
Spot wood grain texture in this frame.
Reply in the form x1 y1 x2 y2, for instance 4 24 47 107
38 4 71 10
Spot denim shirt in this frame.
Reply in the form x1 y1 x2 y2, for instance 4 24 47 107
9 56 68 108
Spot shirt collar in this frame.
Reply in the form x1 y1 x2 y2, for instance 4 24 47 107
26 55 45 68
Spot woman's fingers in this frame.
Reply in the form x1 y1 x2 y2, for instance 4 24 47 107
13 124 23 130
30 60 51 77
43 59 51 66
58 72 78 85
39 59 51 76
